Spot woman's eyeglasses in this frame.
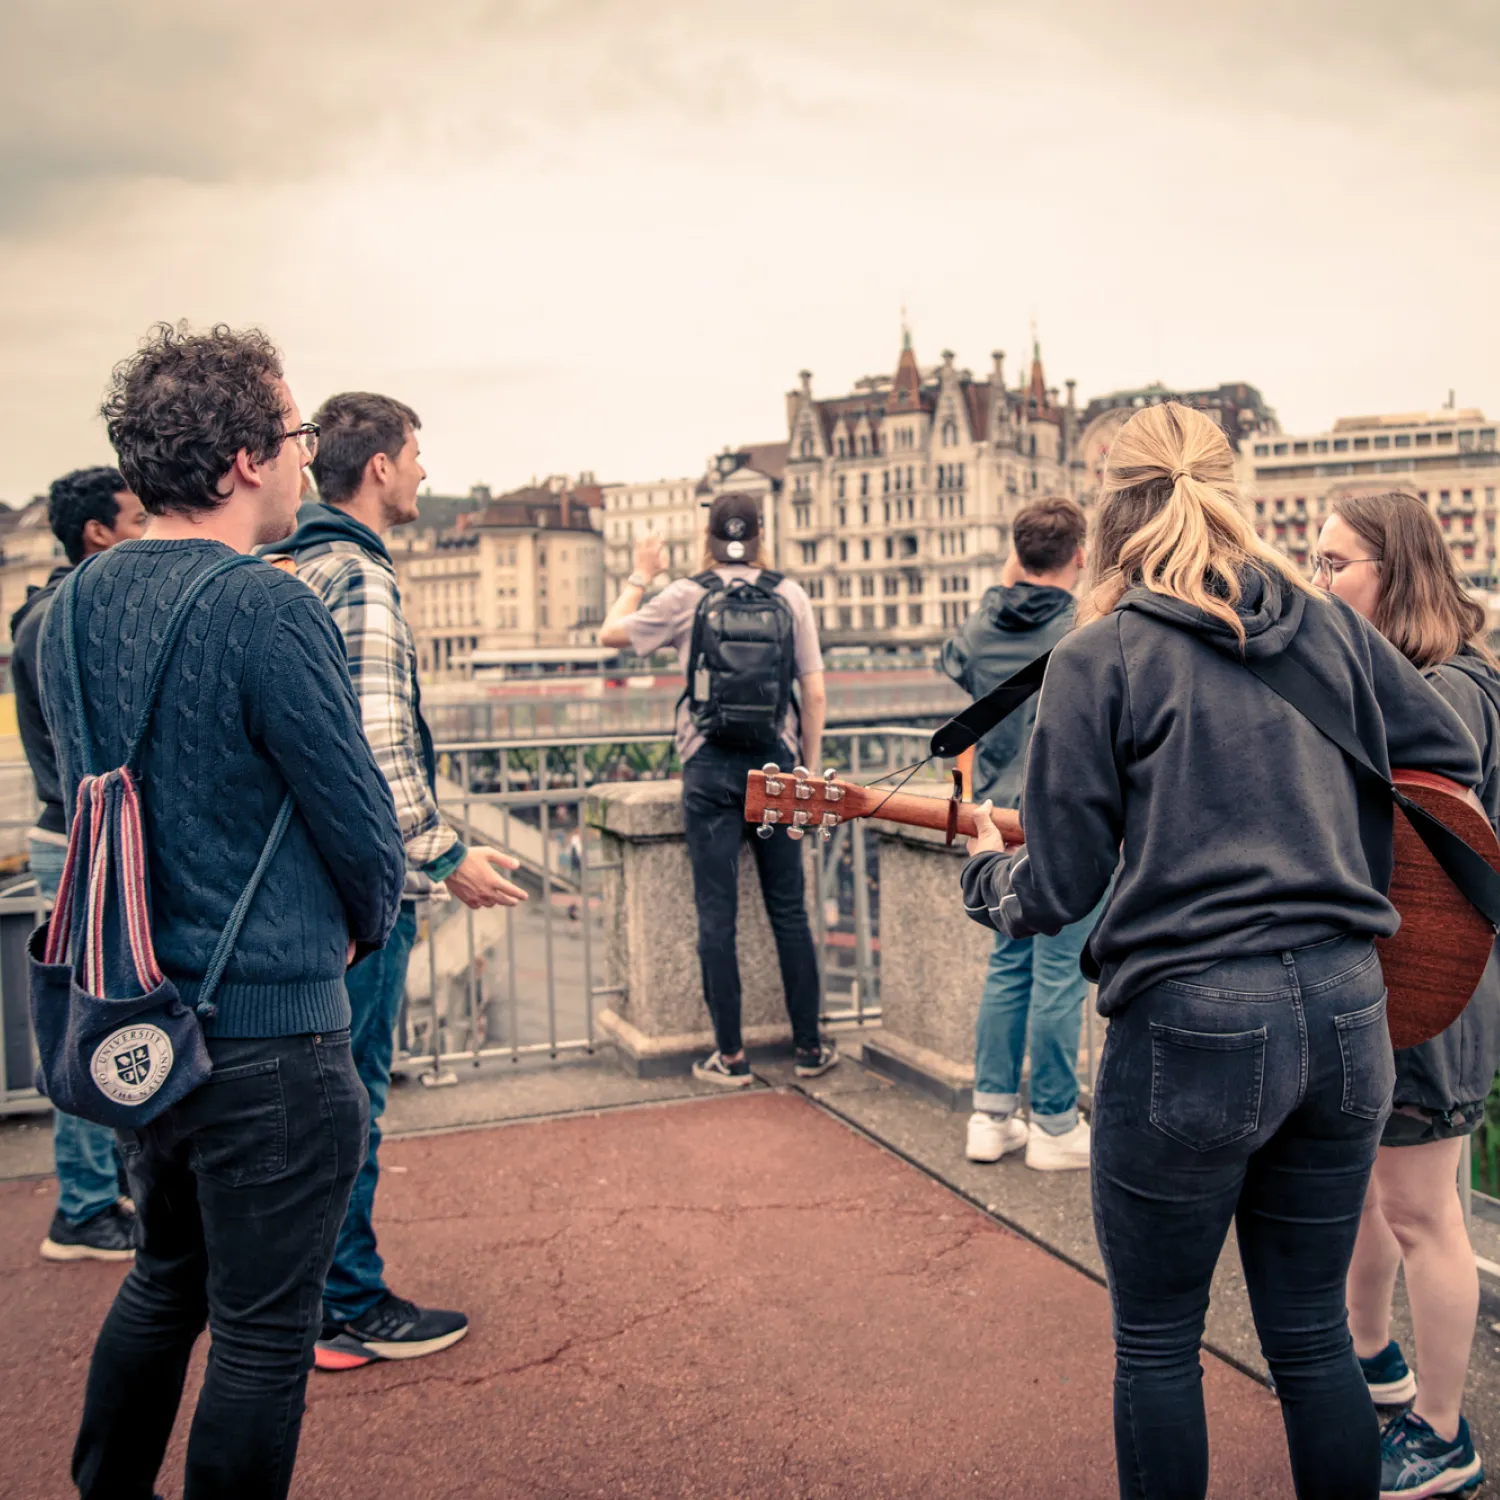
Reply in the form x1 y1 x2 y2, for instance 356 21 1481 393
1310 553 1380 582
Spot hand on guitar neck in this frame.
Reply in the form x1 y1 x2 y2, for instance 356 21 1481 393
743 766 1024 850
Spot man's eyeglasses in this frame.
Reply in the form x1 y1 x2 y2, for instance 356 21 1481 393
284 422 319 461
1310 553 1380 582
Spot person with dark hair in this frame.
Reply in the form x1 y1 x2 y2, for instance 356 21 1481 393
963 404 1478 1499
1320 491 1495 1495
42 323 405 1500
271 390 525 1371
941 495 1096 1170
13 467 147 1263
598 496 835 1085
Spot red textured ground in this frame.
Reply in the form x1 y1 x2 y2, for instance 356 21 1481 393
0 1093 1292 1498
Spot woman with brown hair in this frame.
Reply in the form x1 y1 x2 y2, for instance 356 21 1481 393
1318 490 1497 1496
961 403 1479 1499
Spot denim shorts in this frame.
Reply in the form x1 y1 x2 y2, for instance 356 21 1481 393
1381 1099 1486 1146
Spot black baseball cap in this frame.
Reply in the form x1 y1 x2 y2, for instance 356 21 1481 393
706 492 761 563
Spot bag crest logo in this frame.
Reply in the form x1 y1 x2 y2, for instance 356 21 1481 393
90 1025 174 1105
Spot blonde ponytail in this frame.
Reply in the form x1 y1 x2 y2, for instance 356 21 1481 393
1083 402 1314 646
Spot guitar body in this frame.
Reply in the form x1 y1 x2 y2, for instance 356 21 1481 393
1381 770 1500 1050
744 766 1500 1051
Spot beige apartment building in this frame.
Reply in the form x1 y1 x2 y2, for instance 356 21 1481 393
0 501 65 664
775 335 1079 643
389 482 605 678
601 476 707 596
1242 408 1500 587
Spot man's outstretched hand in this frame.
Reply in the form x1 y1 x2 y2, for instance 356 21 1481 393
447 846 529 908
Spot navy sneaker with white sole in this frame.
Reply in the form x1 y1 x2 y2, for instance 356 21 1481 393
316 1293 468 1371
1362 1339 1419 1406
1380 1411 1483 1498
40 1203 136 1263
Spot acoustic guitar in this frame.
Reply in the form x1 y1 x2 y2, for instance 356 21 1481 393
744 764 1500 1050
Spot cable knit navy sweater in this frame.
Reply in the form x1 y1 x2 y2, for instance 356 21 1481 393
39 539 405 1038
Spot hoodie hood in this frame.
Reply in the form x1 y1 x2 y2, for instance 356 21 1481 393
1116 566 1306 662
981 581 1075 633
10 564 73 639
1441 645 1500 721
274 501 391 566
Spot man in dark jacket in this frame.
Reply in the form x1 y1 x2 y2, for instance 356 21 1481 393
940 496 1096 1172
42 324 405 1499
13 467 147 1261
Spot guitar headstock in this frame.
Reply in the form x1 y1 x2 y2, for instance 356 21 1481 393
744 765 850 841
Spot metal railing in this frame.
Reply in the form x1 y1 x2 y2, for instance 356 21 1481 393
401 725 944 1082
0 727 944 1110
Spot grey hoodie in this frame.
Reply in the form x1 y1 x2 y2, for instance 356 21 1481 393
961 570 1482 1015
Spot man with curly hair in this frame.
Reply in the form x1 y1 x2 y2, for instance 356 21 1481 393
12 467 147 1263
40 323 405 1500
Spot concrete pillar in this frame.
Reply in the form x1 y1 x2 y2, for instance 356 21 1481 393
860 822 992 1109
585 781 815 1075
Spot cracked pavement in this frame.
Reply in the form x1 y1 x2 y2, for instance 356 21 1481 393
0 1090 1294 1498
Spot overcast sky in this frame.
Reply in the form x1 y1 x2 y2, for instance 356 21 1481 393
2 0 1497 503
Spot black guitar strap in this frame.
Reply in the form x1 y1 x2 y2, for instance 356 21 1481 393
927 629 1500 930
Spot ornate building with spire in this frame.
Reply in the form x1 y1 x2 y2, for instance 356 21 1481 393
775 332 1081 643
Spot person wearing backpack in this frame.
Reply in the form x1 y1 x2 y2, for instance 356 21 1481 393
940 495 1099 1172
41 324 406 1500
598 493 836 1085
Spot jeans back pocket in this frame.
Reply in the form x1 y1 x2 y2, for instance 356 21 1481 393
185 1058 288 1187
1334 994 1395 1121
1149 1022 1268 1152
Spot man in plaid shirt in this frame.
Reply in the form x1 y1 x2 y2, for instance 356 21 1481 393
275 391 527 1370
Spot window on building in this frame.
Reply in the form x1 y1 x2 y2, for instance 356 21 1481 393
836 437 846 457
837 576 851 597
883 502 890 523
862 539 871 560
858 435 868 455
1273 443 1289 456
860 473 869 498
1314 440 1329 453
861 576 875 597
908 604 923 626
1333 439 1349 453
1436 431 1454 444
942 421 956 446
1415 432 1433 448
839 541 848 562
799 438 813 458
861 503 869 525
883 470 890 494
885 537 894 558
861 606 875 628
1373 436 1390 450
800 541 818 564
836 474 846 500
884 575 899 596
908 573 923 593
1254 444 1270 457
1394 434 1411 448
885 605 899 627
837 504 847 527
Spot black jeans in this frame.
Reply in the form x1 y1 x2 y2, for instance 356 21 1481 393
73 1031 367 1500
1092 936 1393 1500
681 743 821 1055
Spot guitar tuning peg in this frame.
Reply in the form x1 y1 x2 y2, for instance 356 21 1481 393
761 762 780 774
787 826 805 841
756 824 775 840
823 768 838 781
793 765 810 780
820 827 833 842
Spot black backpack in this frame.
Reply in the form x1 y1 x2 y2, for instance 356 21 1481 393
683 570 797 750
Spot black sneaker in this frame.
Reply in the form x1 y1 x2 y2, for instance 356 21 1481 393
691 1050 754 1088
315 1293 469 1371
1361 1339 1419 1406
40 1203 136 1263
794 1041 840 1078
1379 1410 1483 1496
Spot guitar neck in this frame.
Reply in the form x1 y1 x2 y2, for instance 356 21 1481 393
835 783 1024 846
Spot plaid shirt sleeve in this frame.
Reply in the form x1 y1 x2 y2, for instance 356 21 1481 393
317 554 463 876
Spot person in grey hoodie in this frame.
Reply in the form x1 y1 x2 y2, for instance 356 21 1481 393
1323 491 1496 1497
962 404 1479 1500
941 496 1098 1171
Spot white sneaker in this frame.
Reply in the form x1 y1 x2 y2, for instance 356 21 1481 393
1025 1118 1091 1172
965 1111 1028 1163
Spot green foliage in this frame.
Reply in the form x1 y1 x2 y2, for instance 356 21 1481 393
1477 1071 1500 1196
